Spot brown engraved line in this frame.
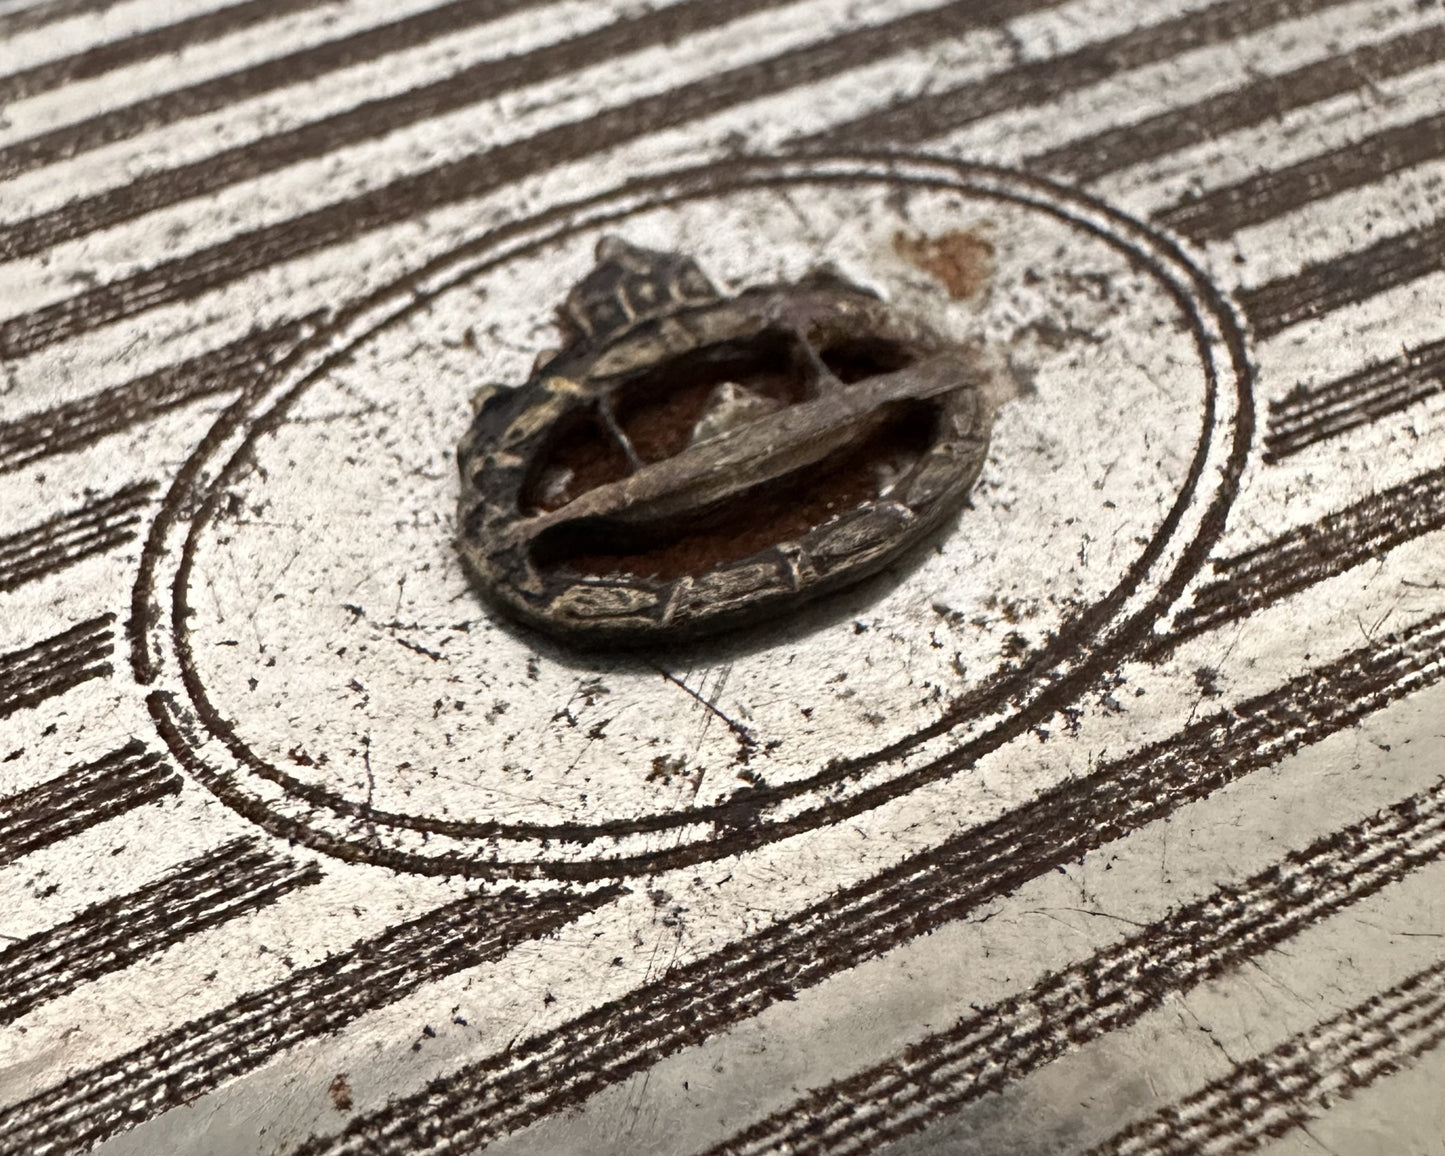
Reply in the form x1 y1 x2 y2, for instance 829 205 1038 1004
136 157 1251 860
0 614 114 722
1031 22 1445 183
1091 958 1445 1156
805 0 1358 151
0 481 156 593
701 746 1445 1156
1265 334 1445 461
1155 107 1445 242
284 613 1445 1156
0 0 1095 361
0 740 181 867
0 0 553 182
1239 214 1445 339
0 837 321 1027
1162 463 1445 650
0 0 326 105
0 885 623 1156
0 318 312 476
0 0 786 259
0 0 122 39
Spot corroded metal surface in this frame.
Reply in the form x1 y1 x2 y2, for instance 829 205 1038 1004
456 238 1006 645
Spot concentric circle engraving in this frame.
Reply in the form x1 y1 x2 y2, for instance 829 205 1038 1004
136 155 1251 879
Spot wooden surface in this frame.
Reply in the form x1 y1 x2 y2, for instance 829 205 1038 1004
0 1 1442 1153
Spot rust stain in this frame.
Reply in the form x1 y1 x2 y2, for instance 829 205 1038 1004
893 229 995 301
328 1073 353 1112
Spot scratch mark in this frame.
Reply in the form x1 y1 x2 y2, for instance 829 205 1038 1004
652 663 758 761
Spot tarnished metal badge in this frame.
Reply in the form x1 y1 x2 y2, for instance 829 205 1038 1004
456 238 1011 646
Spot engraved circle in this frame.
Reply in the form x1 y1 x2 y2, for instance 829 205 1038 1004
137 156 1252 879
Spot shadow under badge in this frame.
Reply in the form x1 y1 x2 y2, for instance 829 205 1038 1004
455 237 1015 647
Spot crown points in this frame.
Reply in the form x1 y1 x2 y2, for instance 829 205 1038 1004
559 236 720 344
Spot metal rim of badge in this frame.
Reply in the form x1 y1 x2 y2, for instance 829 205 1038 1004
134 154 1253 880
454 237 1008 646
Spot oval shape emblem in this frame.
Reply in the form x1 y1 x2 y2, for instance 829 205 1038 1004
456 238 1013 645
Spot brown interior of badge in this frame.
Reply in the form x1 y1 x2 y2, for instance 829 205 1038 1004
514 325 942 583
815 335 917 383
519 329 937 581
525 413 633 508
614 331 811 463
521 331 923 515
521 334 811 513
528 403 938 582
